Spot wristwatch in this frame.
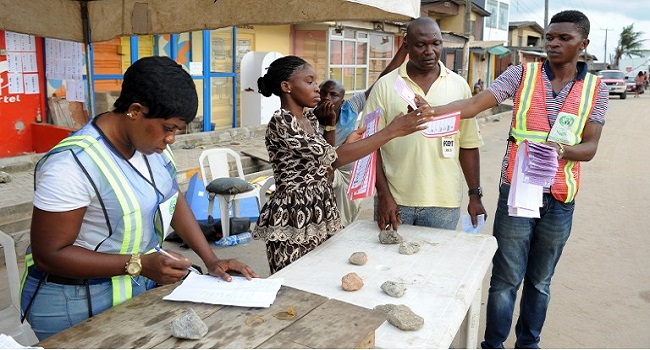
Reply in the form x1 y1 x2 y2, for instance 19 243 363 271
468 187 483 198
125 254 142 277
323 125 336 132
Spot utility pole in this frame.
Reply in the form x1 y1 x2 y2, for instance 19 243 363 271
601 28 613 67
462 0 471 80
544 0 549 30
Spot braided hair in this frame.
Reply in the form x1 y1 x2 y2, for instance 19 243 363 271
257 56 308 97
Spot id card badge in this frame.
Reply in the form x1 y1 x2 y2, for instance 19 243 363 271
442 136 455 158
158 192 179 239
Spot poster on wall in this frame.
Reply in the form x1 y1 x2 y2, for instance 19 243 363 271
0 31 46 157
44 38 85 102
2 32 39 96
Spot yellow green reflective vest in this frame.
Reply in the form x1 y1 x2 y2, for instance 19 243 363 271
22 121 177 306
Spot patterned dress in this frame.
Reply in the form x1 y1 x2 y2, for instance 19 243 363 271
252 109 342 273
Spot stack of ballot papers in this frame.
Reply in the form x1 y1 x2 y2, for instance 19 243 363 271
508 140 559 218
164 274 284 308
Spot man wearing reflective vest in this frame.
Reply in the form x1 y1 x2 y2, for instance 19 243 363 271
429 10 608 349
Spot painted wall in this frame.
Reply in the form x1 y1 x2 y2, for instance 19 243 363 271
509 27 542 47
250 25 291 55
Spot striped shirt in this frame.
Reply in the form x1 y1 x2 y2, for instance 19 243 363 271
487 61 609 186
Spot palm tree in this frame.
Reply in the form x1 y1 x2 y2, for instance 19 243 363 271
612 24 647 69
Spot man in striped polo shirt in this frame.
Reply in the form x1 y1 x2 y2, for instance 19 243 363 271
430 10 608 349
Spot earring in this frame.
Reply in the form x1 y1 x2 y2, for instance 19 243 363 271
287 90 291 94
127 112 134 119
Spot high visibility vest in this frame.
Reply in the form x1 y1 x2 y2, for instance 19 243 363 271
21 122 177 306
505 62 600 203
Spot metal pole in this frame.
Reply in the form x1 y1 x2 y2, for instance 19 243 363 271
81 1 96 118
462 0 471 80
601 28 612 66
544 0 549 30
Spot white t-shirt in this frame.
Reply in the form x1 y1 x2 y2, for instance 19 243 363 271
34 150 153 251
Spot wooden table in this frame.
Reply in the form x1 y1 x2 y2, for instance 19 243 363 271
37 284 385 349
271 220 498 349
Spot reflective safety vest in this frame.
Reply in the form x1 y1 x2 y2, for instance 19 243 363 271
21 122 177 306
505 62 600 203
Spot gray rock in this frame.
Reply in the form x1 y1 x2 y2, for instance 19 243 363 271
374 304 424 331
381 281 406 298
0 171 11 183
399 241 421 255
170 308 208 340
341 272 364 291
378 229 403 244
349 252 368 265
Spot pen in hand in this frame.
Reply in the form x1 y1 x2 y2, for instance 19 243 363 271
154 246 202 275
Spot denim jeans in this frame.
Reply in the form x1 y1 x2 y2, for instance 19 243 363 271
373 196 460 230
482 184 574 349
21 274 154 341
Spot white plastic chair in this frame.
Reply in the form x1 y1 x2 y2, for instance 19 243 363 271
0 230 38 345
198 148 262 237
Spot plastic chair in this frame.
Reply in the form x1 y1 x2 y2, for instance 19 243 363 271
198 148 262 237
0 230 38 345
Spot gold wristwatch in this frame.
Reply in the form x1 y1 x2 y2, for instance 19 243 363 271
125 254 142 277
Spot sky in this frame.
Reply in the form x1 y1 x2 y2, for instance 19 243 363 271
507 0 650 64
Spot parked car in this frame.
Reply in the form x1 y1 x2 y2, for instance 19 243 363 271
598 70 627 99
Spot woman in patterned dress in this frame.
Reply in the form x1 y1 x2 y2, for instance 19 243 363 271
253 56 434 273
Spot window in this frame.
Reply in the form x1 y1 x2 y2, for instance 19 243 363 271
328 27 378 94
498 3 509 31
485 0 498 29
368 33 394 85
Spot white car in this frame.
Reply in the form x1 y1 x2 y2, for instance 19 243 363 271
598 70 627 99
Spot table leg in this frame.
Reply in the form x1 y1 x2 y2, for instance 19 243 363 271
459 286 482 349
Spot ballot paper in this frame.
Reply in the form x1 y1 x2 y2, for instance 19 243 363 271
163 274 284 308
521 142 558 187
394 75 418 110
347 108 381 201
461 214 485 234
508 142 543 218
421 111 461 138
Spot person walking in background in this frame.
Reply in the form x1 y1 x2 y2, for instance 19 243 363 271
312 43 407 227
429 10 608 348
253 56 434 273
363 17 486 232
473 78 484 95
21 56 258 341
634 70 644 97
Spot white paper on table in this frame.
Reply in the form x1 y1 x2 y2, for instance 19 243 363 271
0 334 42 349
163 274 284 308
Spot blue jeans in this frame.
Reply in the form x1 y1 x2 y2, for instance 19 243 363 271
21 274 154 341
482 185 574 349
373 197 460 230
